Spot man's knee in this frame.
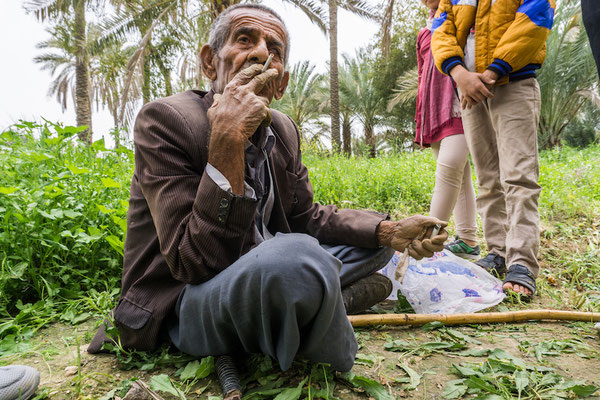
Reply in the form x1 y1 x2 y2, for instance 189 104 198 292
234 233 342 289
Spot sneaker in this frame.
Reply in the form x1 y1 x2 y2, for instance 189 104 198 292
341 273 393 315
0 365 40 400
444 236 481 260
474 253 506 276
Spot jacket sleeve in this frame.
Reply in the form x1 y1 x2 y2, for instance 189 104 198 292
430 0 466 75
283 117 388 248
488 0 556 78
133 100 258 284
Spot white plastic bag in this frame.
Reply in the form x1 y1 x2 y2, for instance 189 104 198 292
379 249 505 314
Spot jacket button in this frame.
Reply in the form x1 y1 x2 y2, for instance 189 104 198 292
219 198 229 209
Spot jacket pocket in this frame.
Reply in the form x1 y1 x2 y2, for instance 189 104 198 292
114 298 152 330
281 170 299 215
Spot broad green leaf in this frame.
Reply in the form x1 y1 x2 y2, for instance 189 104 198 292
101 178 120 188
180 360 200 381
442 379 468 399
515 370 529 396
458 349 492 357
67 165 90 175
149 374 185 398
399 363 421 390
465 376 500 394
9 262 27 279
355 353 383 366
343 373 394 400
421 321 445 331
453 364 480 377
105 235 124 256
273 387 301 400
196 356 214 379
383 340 411 351
446 328 482 345
96 204 115 214
569 384 598 397
0 187 17 195
63 210 82 218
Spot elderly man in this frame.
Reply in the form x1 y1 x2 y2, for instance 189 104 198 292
88 3 447 372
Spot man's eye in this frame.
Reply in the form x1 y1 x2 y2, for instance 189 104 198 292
238 36 250 43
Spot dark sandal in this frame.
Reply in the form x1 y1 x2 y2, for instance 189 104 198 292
503 264 536 302
475 253 506 277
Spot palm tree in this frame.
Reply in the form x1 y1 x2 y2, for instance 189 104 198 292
28 0 95 143
98 0 193 124
537 1 599 149
339 51 386 158
324 0 378 154
271 61 325 136
34 21 78 114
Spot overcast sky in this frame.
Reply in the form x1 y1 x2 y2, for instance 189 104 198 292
0 0 380 143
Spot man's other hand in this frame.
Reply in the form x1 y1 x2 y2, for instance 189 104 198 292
208 64 279 145
377 216 448 259
450 65 495 110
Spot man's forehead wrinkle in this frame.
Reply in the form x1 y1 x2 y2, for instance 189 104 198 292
228 12 288 45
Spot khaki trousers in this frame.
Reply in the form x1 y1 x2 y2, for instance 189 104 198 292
461 78 542 276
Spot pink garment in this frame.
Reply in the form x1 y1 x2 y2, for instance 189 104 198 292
415 26 463 147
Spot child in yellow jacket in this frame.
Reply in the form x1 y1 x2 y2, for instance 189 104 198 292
430 0 556 300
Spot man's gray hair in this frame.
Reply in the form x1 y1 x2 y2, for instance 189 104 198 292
208 3 290 65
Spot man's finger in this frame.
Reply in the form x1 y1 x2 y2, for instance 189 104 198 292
228 64 264 87
245 69 279 94
408 240 434 259
421 238 444 253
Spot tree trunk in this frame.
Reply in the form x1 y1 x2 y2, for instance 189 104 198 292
342 114 352 156
365 123 375 158
156 56 173 97
142 45 152 104
328 0 341 154
74 0 92 144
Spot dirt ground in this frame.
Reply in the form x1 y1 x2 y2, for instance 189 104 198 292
7 302 600 400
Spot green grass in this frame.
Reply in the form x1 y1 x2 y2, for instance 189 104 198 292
2 121 600 343
1 122 600 399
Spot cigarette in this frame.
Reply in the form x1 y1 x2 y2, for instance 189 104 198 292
430 224 442 239
261 54 274 73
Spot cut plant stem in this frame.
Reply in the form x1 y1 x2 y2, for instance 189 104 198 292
349 310 600 327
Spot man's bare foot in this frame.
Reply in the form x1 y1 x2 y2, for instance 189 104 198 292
502 281 533 297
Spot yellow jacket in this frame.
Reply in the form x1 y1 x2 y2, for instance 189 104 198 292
430 0 556 85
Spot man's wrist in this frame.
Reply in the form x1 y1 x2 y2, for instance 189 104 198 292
376 220 395 248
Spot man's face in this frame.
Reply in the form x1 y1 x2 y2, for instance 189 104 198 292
202 8 289 101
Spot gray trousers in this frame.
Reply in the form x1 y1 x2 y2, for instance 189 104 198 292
168 233 394 372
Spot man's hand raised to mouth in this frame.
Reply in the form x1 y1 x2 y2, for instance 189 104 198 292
207 64 279 195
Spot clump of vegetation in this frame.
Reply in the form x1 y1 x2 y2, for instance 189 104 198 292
0 121 131 341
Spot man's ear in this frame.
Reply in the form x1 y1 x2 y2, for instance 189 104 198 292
274 70 290 100
200 44 217 81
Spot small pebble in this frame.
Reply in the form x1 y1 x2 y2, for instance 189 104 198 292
64 366 78 376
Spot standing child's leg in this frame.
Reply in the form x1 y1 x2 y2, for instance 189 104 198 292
461 98 509 274
489 78 542 298
452 143 477 245
430 135 479 258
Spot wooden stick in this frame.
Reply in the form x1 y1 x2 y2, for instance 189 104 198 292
349 310 600 327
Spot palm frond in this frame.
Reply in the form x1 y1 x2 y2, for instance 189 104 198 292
387 66 418 111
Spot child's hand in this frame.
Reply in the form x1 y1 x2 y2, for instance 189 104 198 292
450 65 495 109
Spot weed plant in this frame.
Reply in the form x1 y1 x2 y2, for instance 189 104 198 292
1 121 600 352
0 121 131 341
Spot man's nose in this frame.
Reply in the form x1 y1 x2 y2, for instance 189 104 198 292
247 40 269 64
